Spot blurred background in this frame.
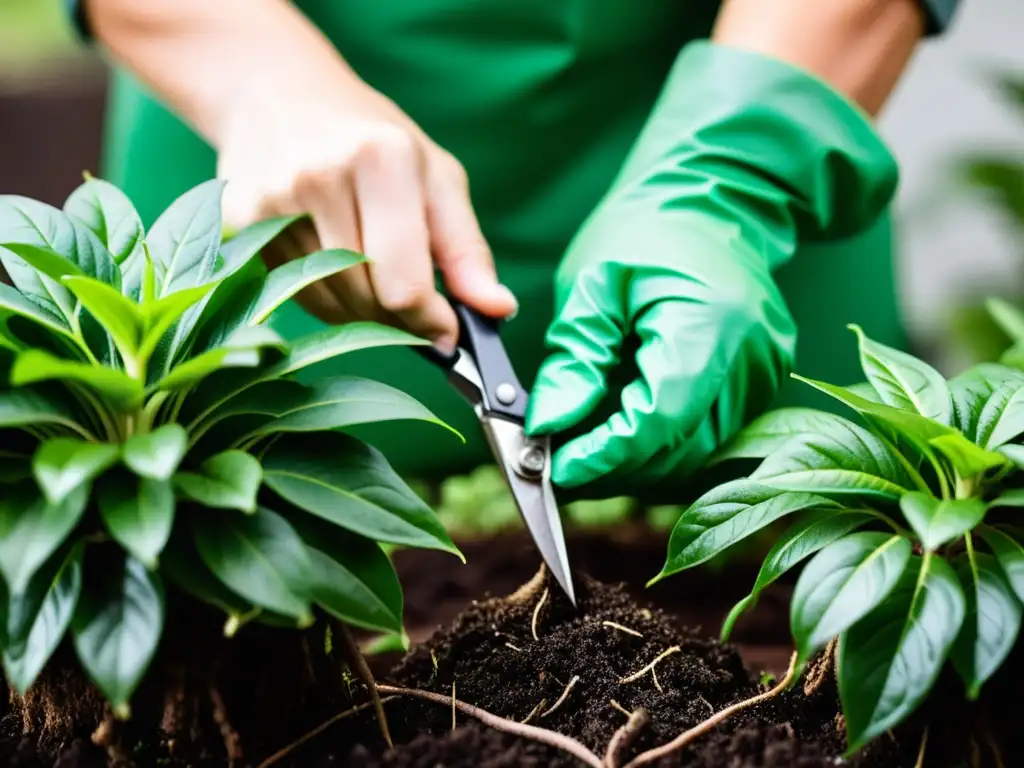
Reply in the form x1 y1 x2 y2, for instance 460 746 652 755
0 0 1021 374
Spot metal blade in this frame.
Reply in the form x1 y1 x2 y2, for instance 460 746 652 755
480 416 576 606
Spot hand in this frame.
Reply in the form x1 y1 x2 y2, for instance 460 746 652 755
218 76 516 352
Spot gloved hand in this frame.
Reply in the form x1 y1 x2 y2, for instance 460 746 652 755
526 41 899 497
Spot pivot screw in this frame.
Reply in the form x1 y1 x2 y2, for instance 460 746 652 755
495 382 517 405
518 444 546 476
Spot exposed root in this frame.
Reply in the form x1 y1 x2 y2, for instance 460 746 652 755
979 715 1006 768
602 621 642 637
451 682 457 732
531 588 549 641
621 651 798 768
505 642 523 652
914 727 928 768
802 638 836 697
376 684 604 768
256 697 397 768
651 668 662 693
609 700 632 718
209 683 243 765
618 646 680 686
90 706 131 767
337 622 393 750
506 563 548 606
541 676 579 719
604 709 649 768
520 699 547 725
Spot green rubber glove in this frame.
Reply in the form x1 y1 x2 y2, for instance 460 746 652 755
526 41 899 497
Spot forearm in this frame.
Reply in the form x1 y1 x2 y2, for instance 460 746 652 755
86 0 361 145
713 0 926 116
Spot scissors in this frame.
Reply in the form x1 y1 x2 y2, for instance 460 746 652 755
415 299 577 606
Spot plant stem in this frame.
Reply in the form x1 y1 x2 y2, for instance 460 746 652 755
140 391 170 433
622 651 798 768
375 684 603 768
336 622 393 750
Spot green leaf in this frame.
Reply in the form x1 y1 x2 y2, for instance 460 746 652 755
64 176 145 266
791 532 913 664
986 297 1024 345
11 350 144 411
928 434 1011 477
62 275 143 354
265 322 429 380
288 512 403 633
951 552 1022 699
0 483 88 593
998 443 1024 469
72 554 164 710
0 388 87 435
749 406 915 499
709 408 854 465
155 326 282 393
147 180 225 297
948 363 1024 441
33 438 119 504
3 543 83 693
262 433 460 555
122 424 187 481
245 376 456 440
992 489 1024 508
720 509 874 641
192 507 314 623
849 324 952 425
899 492 987 551
204 249 366 349
975 378 1024 449
361 629 410 655
160 529 253 620
217 214 302 277
978 525 1024 602
0 281 73 339
1 243 86 282
838 554 965 753
656 480 838 582
98 473 175 569
173 450 261 514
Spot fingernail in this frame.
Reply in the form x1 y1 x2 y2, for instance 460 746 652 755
499 285 518 319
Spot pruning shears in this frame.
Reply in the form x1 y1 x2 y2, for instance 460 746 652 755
415 299 576 607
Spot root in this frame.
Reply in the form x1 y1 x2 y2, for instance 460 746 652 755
604 709 648 768
914 727 928 768
621 651 798 768
377 684 604 768
507 563 548 606
520 699 546 724
609 699 632 717
531 588 549 641
505 642 524 652
256 697 397 768
618 646 680 686
602 621 642 638
90 706 131 767
541 676 579 719
209 683 243 764
337 621 394 750
802 638 836 697
451 682 457 732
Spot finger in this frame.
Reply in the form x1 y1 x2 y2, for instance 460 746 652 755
427 156 517 318
525 276 625 437
353 136 458 350
549 301 726 488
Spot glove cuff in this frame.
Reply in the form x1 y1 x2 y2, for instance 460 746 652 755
614 40 899 251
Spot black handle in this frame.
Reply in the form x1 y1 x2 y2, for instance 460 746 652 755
414 299 527 421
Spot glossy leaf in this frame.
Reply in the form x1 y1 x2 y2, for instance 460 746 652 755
122 424 187 481
0 483 88 593
838 555 965 752
264 322 428 380
710 408 855 465
992 489 1024 508
11 350 144 410
978 525 1024 602
33 438 119 504
0 281 72 339
159 530 252 620
3 544 83 693
0 388 89 435
849 324 952 425
899 492 986 550
247 376 455 439
61 275 143 355
155 326 281 392
750 407 914 499
288 512 403 633
72 554 164 710
657 480 837 581
998 443 1024 469
791 532 912 664
720 509 874 641
146 180 225 297
976 378 1024 449
928 434 1010 477
1 243 86 283
951 552 1022 699
64 176 145 266
192 507 314 623
987 297 1024 345
173 450 262 513
949 363 1024 440
262 432 460 555
98 474 175 569
217 214 302 278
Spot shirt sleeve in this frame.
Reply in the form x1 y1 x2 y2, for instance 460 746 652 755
919 0 961 35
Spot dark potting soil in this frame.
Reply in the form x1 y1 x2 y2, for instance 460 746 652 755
339 571 917 768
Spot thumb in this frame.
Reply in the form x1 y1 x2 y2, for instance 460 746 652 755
526 292 625 437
